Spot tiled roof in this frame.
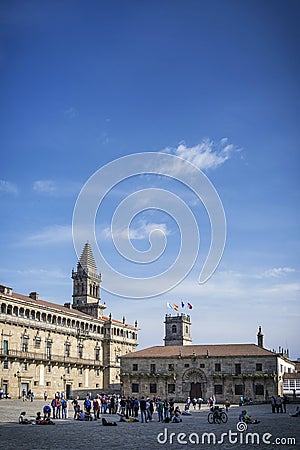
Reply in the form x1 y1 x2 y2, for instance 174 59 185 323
122 344 275 358
0 291 134 328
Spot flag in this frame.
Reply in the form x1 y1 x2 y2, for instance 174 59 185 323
181 301 185 308
167 302 173 309
173 304 179 311
187 302 193 310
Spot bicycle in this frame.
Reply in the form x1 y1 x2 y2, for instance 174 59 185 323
207 407 228 424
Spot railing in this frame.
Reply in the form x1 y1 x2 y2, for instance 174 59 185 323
0 313 138 342
0 349 103 367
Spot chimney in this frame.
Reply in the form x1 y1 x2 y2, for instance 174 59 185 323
257 326 264 348
29 292 39 300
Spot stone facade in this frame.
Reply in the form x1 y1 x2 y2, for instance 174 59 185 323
0 243 138 399
120 314 295 403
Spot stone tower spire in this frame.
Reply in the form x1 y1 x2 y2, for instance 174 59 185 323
71 242 106 318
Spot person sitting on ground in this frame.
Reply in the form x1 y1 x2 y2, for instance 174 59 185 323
172 410 182 423
77 409 85 421
290 407 300 417
19 411 30 424
102 417 117 426
239 410 260 424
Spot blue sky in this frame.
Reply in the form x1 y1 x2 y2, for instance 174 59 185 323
0 0 299 358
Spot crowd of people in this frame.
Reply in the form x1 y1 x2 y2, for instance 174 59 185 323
17 390 299 426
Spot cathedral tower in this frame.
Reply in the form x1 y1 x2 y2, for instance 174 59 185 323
71 242 106 318
164 313 192 346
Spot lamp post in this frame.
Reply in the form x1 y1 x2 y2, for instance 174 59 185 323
14 370 21 399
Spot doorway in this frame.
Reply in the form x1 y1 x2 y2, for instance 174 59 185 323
66 384 71 399
190 382 202 399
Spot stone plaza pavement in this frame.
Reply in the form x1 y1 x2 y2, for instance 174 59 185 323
0 399 299 450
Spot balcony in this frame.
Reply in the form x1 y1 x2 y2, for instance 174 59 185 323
0 349 103 367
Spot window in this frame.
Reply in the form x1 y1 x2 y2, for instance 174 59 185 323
3 340 8 355
200 363 205 368
66 367 70 374
22 338 28 352
256 363 262 372
235 363 241 375
65 343 70 358
3 360 9 369
215 363 221 372
78 346 83 359
172 324 177 333
78 368 83 375
46 381 51 387
235 385 244 395
96 383 99 388
150 364 156 373
46 341 52 358
34 337 41 348
185 325 188 333
150 383 157 394
132 383 139 393
78 383 83 387
168 363 174 371
46 365 51 373
34 381 38 386
168 384 175 394
184 363 190 368
96 369 100 377
95 348 100 361
214 384 223 395
22 362 28 371
255 384 264 396
132 364 138 371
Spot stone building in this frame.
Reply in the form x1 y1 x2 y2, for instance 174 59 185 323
0 243 138 399
121 314 295 403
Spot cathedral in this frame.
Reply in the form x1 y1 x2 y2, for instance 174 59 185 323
0 243 138 399
120 314 295 403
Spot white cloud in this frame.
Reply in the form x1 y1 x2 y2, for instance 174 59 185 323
33 180 57 194
19 225 72 246
163 138 237 170
33 179 80 197
64 106 78 119
0 180 18 195
259 267 296 278
102 220 171 240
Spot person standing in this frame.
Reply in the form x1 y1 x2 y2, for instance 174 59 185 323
44 391 48 401
275 395 282 413
51 397 57 419
140 396 148 423
270 396 276 413
157 398 163 422
72 396 79 419
282 395 287 413
133 397 139 418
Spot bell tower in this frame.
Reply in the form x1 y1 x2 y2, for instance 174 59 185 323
164 313 192 346
71 242 106 318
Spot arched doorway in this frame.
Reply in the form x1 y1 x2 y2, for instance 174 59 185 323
182 368 207 400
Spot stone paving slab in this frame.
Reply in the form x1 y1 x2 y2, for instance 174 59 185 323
0 400 299 449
